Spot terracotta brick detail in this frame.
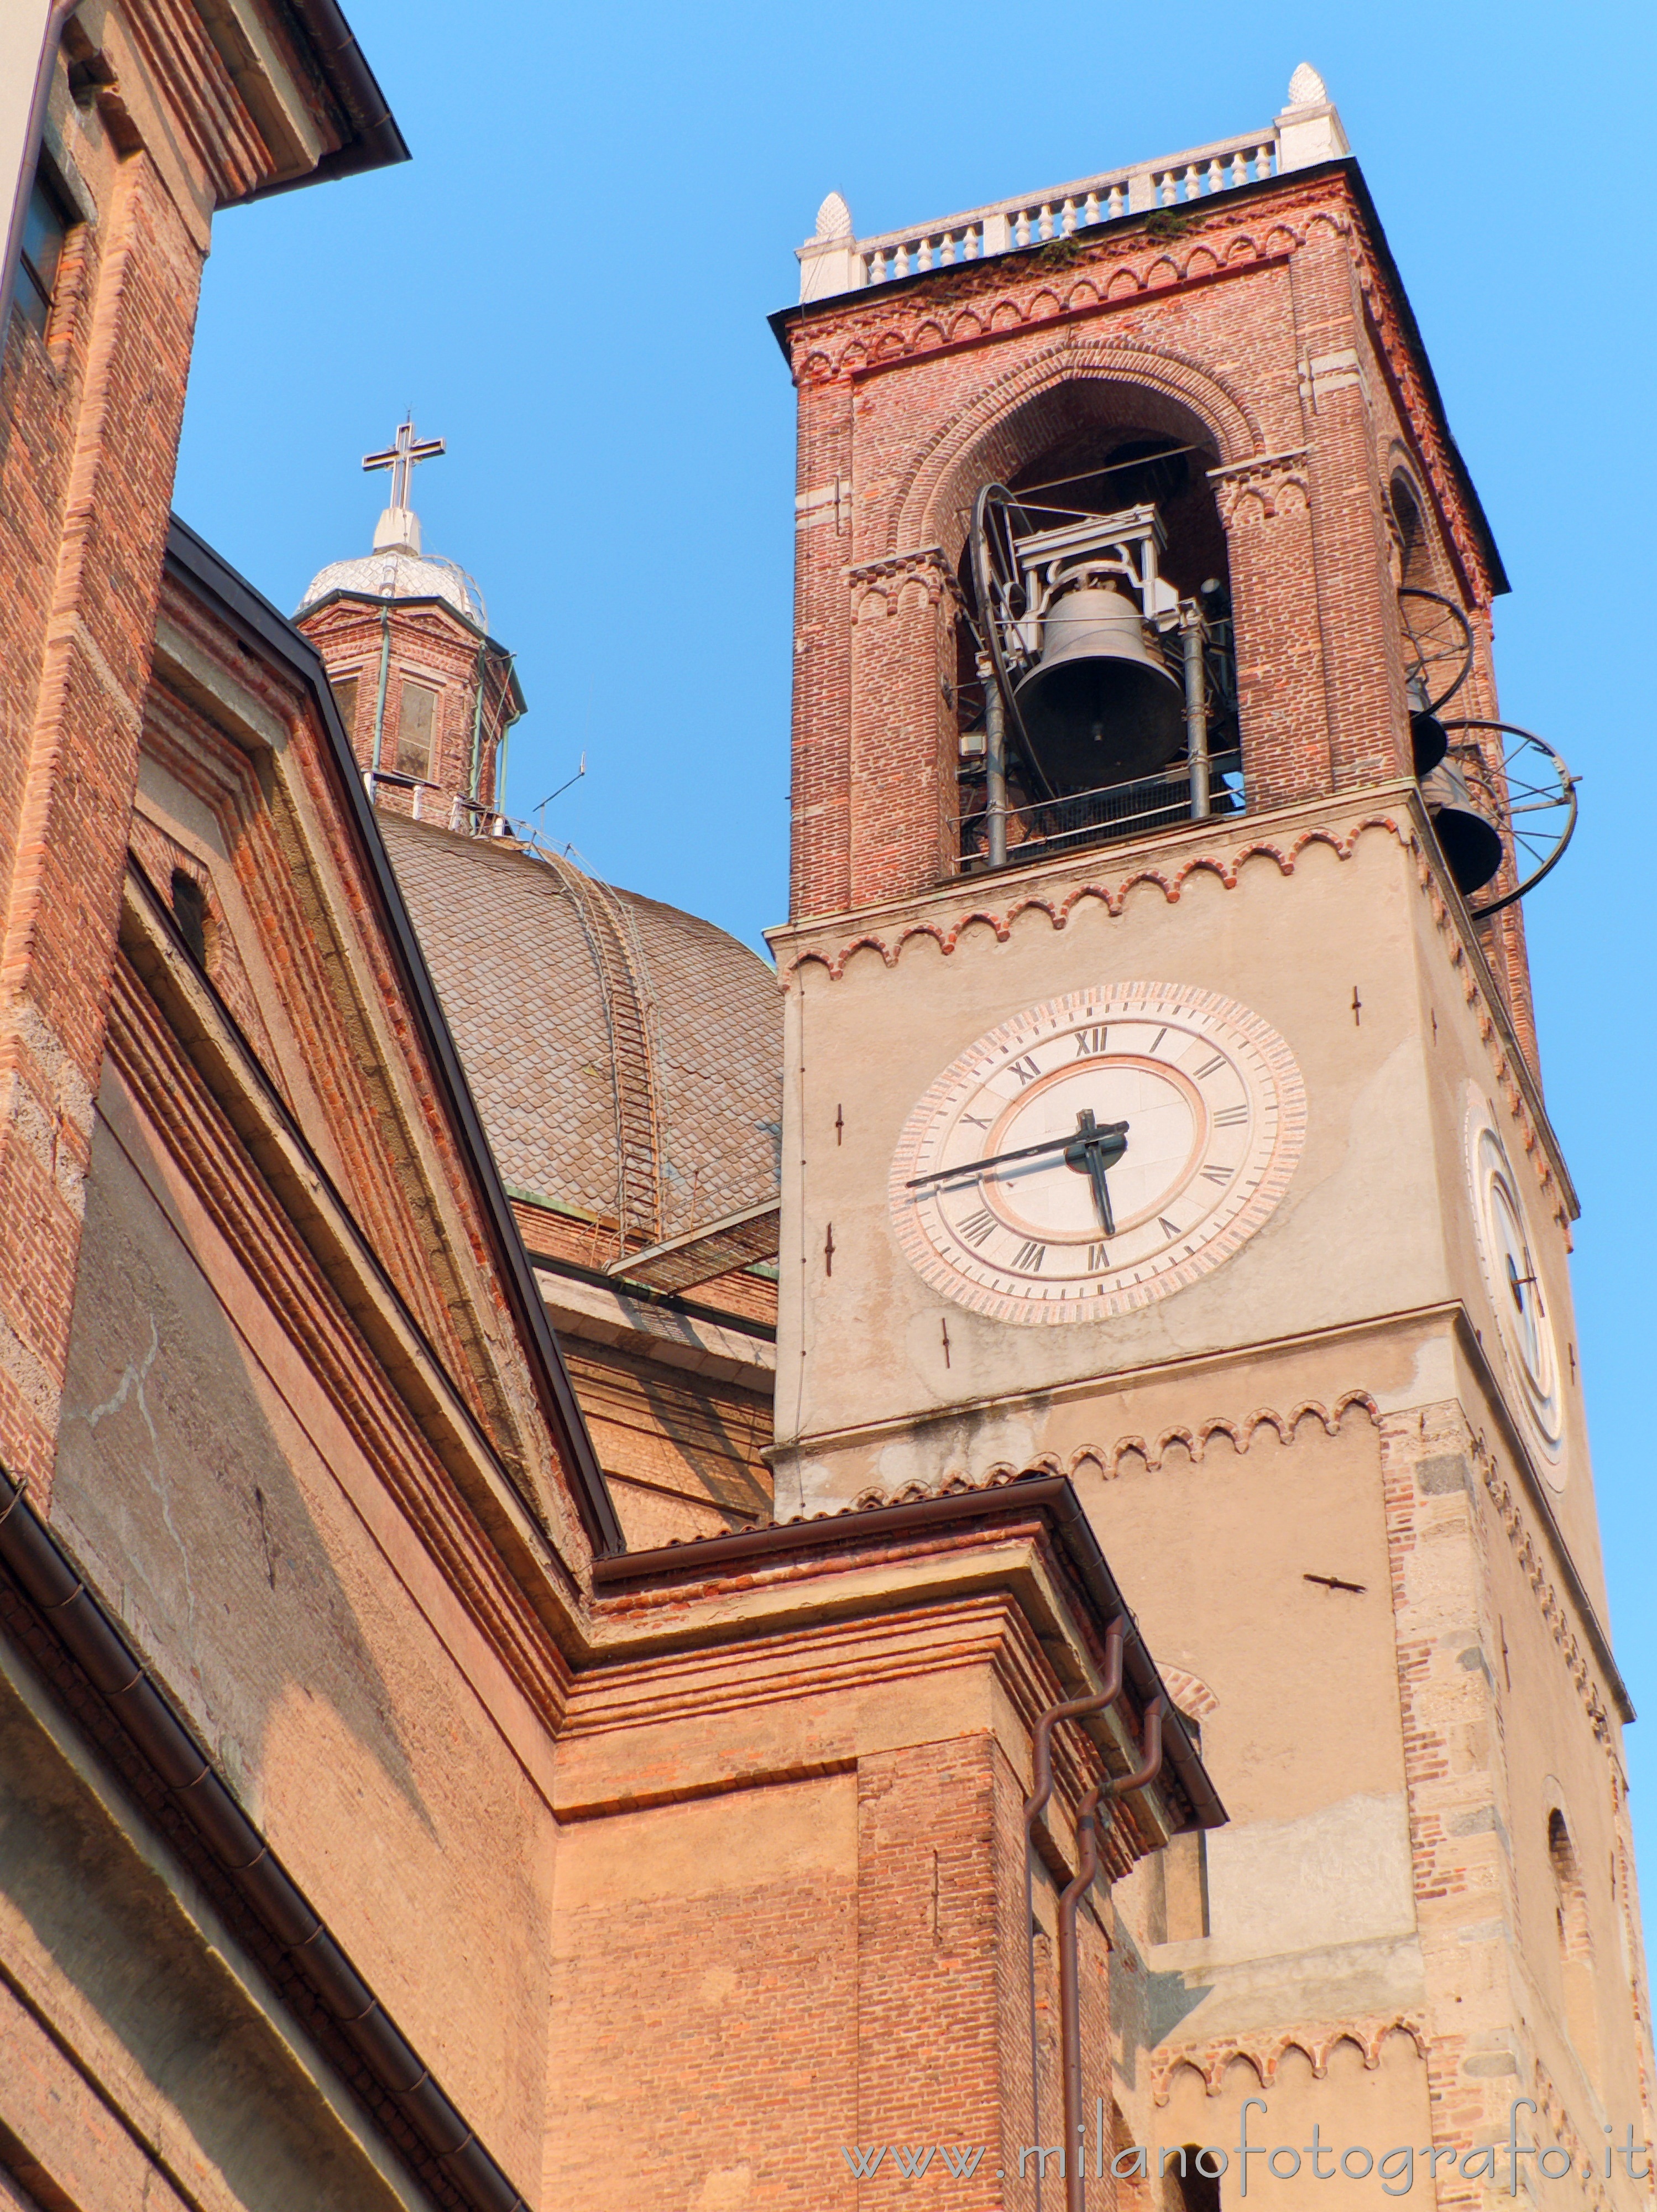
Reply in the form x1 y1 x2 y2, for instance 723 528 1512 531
781 170 1499 924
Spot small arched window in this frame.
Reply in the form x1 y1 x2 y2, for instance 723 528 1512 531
1389 471 1434 589
1549 1809 1591 1963
1165 2144 1221 2212
1549 1808 1599 2073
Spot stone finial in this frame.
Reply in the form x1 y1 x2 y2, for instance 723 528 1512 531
813 191 853 242
798 190 861 301
1287 61 1328 106
1276 62 1348 169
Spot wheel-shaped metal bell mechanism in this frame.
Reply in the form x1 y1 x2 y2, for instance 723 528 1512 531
1012 585 1186 794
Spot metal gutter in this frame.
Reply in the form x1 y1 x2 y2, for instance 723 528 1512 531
162 513 625 1558
591 1470 1226 1832
0 1460 526 2212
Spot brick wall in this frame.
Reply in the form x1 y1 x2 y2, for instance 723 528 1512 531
780 170 1507 946
0 7 362 1495
0 93 203 1493
298 593 516 819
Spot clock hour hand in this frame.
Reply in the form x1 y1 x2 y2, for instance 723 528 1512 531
1064 1108 1128 1238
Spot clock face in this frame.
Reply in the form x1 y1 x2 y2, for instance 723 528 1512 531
1466 1103 1564 1467
890 983 1306 1324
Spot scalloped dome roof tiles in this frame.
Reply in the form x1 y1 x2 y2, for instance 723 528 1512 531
296 547 487 628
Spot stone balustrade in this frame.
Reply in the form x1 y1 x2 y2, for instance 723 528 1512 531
797 66 1347 302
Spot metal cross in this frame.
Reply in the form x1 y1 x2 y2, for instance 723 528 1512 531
362 416 445 509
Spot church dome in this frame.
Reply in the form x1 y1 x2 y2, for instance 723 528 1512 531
296 546 487 629
378 816 782 1252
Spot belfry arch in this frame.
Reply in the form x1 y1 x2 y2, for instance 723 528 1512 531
931 373 1245 862
895 346 1261 564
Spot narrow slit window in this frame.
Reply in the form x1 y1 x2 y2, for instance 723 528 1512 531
170 870 208 966
395 681 437 779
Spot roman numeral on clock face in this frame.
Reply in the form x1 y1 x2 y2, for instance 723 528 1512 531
1194 1053 1225 1079
1012 1239 1047 1272
1007 1055 1041 1087
1074 1026 1108 1057
959 1207 996 1247
1199 1163 1231 1185
1212 1105 1248 1127
1086 1242 1109 1271
1158 1217 1180 1239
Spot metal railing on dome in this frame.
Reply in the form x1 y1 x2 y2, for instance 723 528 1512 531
362 768 581 859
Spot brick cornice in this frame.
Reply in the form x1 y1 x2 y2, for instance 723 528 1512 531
1347 231 1498 608
784 193 1320 388
781 160 1502 604
1208 446 1310 524
1153 2016 1430 2104
574 1546 1176 1877
141 666 480 1380
118 0 275 212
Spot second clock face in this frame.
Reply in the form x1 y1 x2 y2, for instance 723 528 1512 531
1466 1102 1564 1469
890 982 1306 1324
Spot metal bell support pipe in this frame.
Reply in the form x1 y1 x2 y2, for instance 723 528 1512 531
1181 612 1211 821
984 654 1009 870
1057 1699 1166 2212
1022 1625 1125 2212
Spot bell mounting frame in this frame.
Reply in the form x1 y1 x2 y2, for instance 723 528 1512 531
1398 587 1475 716
970 482 1044 792
969 482 1187 803
1441 719 1579 919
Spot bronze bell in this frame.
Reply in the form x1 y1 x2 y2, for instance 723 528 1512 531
1419 755 1503 896
1012 584 1186 795
1410 709 1449 778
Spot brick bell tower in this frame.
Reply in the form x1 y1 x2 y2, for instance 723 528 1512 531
295 418 524 828
769 66 1654 2202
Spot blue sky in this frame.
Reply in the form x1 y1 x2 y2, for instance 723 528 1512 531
175 1 1657 1916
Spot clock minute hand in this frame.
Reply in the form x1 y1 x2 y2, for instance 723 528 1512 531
906 1112 1130 1196
906 1128 1083 1191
